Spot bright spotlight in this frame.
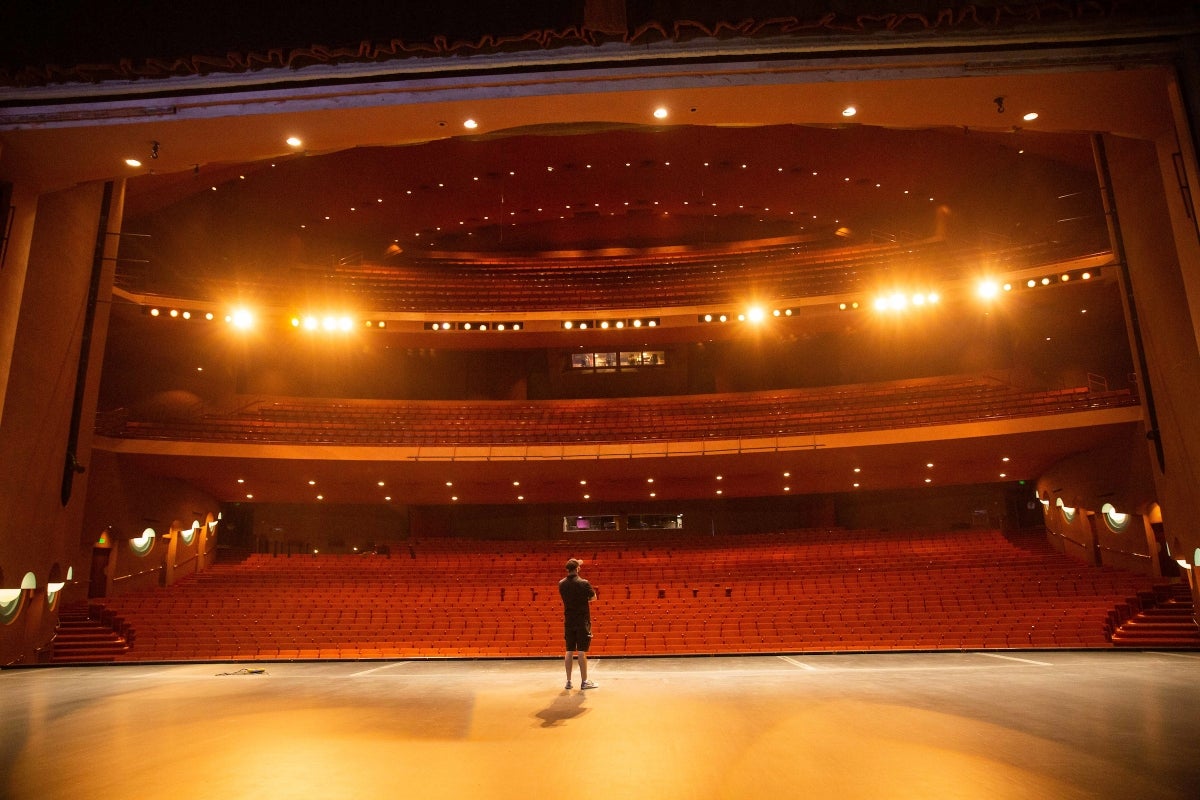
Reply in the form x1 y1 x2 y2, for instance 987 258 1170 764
303 316 319 330
977 280 1000 300
339 316 353 331
747 306 766 324
231 309 255 330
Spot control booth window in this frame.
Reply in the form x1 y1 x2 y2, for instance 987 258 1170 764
627 514 683 530
564 515 619 533
570 351 665 372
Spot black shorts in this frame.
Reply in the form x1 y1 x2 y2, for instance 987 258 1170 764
564 620 592 652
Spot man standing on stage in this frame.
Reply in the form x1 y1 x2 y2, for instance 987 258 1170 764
559 558 598 690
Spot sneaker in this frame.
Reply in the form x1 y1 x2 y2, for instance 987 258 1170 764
580 680 597 690
564 681 572 690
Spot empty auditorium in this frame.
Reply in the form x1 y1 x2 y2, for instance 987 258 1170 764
2 2 1199 798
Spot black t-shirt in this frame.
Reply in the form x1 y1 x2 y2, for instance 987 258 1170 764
559 573 595 623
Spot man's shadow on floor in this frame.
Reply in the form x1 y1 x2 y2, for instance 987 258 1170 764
534 691 591 728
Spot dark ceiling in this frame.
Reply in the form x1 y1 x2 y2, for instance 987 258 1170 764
120 123 1101 288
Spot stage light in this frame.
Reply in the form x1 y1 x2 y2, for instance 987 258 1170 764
231 309 255 329
977 280 1000 300
124 158 142 168
286 136 302 147
747 306 765 324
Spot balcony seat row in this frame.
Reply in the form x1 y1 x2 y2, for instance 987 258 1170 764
100 375 1137 447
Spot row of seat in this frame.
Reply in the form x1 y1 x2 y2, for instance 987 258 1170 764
119 232 1107 313
89 528 1165 661
103 379 1135 446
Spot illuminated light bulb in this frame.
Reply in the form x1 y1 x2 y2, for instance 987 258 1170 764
927 292 939 304
600 321 609 329
564 321 574 330
150 308 160 316
169 309 179 318
785 309 793 316
463 323 472 331
578 322 588 330
286 136 302 147
842 106 857 117
512 324 521 331
1003 283 1013 292
747 306 765 323
1041 277 1051 285
441 322 452 330
912 294 926 306
463 119 478 129
1027 279 1037 288
633 319 643 327
205 312 214 321
339 317 353 331
1023 112 1039 121
653 107 668 119
873 297 889 312
773 309 781 317
124 158 142 168
1061 274 1071 282
737 314 746 322
889 293 907 310
232 309 255 329
497 324 506 331
1081 272 1091 280
718 314 727 323
703 314 713 323
615 321 624 329
839 303 847 310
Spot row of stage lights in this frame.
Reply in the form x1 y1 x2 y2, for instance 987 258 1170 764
425 321 524 331
142 268 1099 334
562 318 660 330
977 268 1099 299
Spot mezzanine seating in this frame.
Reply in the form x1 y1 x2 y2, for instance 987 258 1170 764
98 375 1138 447
92 528 1171 662
116 234 1110 314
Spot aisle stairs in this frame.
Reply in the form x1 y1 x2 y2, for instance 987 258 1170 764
49 603 130 663
1111 583 1200 648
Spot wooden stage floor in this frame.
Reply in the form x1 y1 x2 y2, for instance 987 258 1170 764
2 651 1198 799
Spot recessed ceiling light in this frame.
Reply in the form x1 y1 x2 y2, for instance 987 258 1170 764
286 136 302 147
653 107 668 119
842 106 857 117
463 119 478 129
1023 112 1039 121
124 158 142 168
